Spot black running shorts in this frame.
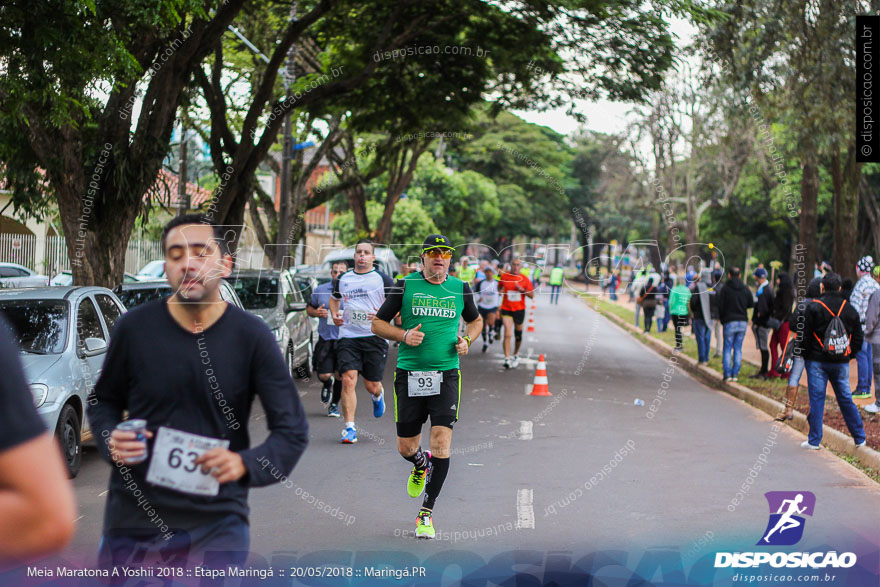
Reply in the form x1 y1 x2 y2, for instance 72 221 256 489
393 368 460 437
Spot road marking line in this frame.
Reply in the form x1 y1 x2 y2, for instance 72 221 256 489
516 489 535 529
98 490 109 497
73 515 85 523
518 420 533 440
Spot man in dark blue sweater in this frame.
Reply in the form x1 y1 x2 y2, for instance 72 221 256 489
88 214 308 569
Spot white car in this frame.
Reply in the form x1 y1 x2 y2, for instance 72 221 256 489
0 262 50 288
135 259 165 281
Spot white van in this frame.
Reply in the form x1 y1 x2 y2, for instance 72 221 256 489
321 246 402 278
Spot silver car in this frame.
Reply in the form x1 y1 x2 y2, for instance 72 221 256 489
224 269 312 378
0 286 127 478
0 262 50 288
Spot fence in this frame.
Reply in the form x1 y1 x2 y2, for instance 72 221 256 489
1 233 267 277
0 234 37 269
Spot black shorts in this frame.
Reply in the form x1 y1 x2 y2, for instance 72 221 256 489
393 368 460 437
500 308 526 325
313 338 338 375
336 336 388 382
478 306 498 320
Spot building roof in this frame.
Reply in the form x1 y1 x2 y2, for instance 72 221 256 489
146 169 214 209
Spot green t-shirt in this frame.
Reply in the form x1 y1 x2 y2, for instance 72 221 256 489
379 272 479 371
669 284 692 316
459 265 476 283
549 267 564 285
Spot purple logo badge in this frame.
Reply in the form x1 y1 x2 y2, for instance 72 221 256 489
758 491 816 546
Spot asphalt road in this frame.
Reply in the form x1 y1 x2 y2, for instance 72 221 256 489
19 288 880 584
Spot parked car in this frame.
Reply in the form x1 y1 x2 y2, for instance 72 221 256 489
289 268 320 338
0 262 50 288
295 264 332 286
135 259 165 281
112 279 245 311
0 286 127 477
224 269 312 378
320 246 401 278
51 270 138 287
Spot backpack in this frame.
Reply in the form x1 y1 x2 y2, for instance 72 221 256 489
813 299 851 358
774 333 796 373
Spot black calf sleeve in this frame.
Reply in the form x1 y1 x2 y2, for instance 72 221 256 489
422 456 449 511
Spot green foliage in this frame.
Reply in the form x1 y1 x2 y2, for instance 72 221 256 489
331 198 438 258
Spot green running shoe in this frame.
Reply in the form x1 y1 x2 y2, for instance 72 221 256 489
406 451 432 498
415 509 435 539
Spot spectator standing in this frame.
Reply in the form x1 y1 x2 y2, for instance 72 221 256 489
637 277 659 333
861 265 880 414
776 278 822 420
767 272 795 378
851 256 879 399
751 267 775 379
800 273 866 450
710 269 724 357
690 269 713 364
669 277 692 351
718 267 754 382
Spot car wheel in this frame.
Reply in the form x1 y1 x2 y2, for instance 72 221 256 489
56 404 82 479
295 338 313 380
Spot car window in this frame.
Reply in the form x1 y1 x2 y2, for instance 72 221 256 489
0 266 27 277
294 276 312 302
116 287 172 309
76 297 106 346
0 300 69 354
227 276 280 310
94 294 123 333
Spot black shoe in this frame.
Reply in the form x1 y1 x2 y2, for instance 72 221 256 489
749 372 767 380
320 380 332 404
482 342 488 353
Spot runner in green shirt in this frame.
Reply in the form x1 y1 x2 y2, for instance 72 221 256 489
373 234 482 539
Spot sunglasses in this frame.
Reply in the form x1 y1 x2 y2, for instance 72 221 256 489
424 249 452 259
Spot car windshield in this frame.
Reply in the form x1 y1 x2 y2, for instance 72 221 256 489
117 286 172 309
227 276 280 310
0 300 69 354
137 261 165 277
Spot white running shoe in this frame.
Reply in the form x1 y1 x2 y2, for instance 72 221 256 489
504 357 511 369
511 356 520 368
863 403 879 414
800 441 820 450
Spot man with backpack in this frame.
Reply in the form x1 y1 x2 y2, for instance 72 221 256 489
801 273 866 450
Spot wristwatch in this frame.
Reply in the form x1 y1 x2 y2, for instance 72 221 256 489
463 335 472 347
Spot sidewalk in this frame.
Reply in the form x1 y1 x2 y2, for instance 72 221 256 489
587 282 868 399
555 280 879 453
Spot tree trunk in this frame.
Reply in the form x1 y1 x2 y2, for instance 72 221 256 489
832 146 860 281
797 150 820 295
861 175 880 258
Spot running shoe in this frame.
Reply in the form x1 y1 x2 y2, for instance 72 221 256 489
511 355 520 368
373 388 385 418
800 441 820 450
341 427 357 444
863 403 880 414
407 451 432 498
415 509 435 539
320 379 333 404
482 342 488 353
327 403 340 418
852 390 872 399
504 357 511 369
856 440 867 447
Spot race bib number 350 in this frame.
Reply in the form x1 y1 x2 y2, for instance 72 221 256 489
146 427 230 496
408 371 443 397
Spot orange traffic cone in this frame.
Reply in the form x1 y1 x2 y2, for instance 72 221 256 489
530 354 551 396
526 313 535 332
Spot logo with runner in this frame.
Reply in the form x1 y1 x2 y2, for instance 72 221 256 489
758 491 815 546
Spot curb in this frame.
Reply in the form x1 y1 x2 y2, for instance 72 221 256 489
582 296 880 475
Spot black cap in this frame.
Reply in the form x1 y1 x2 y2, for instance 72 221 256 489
421 234 454 252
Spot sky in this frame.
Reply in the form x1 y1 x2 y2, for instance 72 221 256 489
513 17 698 138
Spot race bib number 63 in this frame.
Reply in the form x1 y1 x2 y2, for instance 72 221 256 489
146 427 229 496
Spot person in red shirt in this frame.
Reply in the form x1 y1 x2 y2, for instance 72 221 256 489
499 257 534 368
